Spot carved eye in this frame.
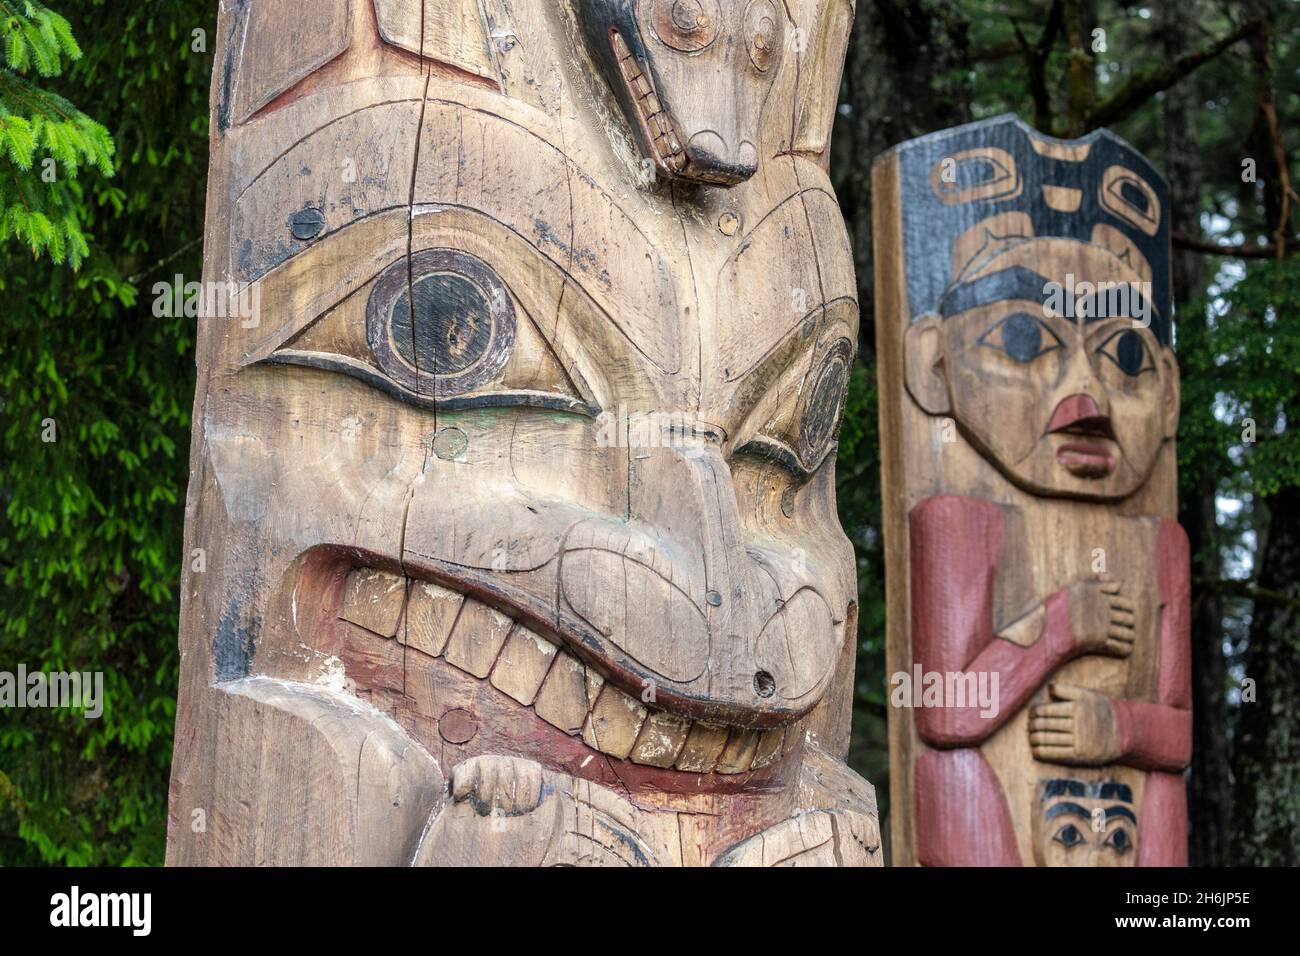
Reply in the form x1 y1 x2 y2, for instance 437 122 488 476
1053 824 1085 848
366 249 515 398
799 337 853 466
744 0 781 72
978 312 1064 363
1096 328 1154 377
1103 826 1133 853
930 148 1020 205
1100 165 1161 237
650 0 721 52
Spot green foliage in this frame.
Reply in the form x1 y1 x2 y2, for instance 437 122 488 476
0 0 213 865
0 0 115 266
1179 257 1300 502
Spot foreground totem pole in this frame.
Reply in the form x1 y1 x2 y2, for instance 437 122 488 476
874 116 1191 866
167 0 879 866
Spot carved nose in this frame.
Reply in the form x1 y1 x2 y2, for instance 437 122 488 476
1046 394 1113 437
683 131 758 185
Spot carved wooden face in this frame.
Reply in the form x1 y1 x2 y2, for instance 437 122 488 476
574 0 784 183
896 116 1178 501
1033 779 1138 867
907 239 1179 500
191 0 859 778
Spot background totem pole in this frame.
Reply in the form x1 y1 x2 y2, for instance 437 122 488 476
166 0 880 866
874 115 1191 866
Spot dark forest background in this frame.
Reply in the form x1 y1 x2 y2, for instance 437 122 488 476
1 0 1297 865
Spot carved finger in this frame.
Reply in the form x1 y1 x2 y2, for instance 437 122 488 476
1029 716 1073 733
1105 638 1135 656
1049 682 1086 702
1031 744 1079 762
1029 731 1074 746
451 759 482 803
1030 702 1076 718
1109 597 1135 612
1100 580 1122 595
1110 609 1137 626
1107 624 1135 639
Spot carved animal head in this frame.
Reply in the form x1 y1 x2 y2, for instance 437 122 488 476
573 0 784 185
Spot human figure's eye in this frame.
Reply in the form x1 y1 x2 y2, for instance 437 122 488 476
978 312 1065 363
1103 827 1133 853
1053 823 1085 847
1095 328 1155 377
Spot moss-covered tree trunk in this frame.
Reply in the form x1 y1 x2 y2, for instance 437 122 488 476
1231 484 1300 864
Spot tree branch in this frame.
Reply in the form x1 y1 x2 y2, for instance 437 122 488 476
1084 18 1264 131
1012 0 1064 133
1172 230 1295 259
1197 578 1300 609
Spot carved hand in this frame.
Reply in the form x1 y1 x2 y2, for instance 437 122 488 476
1028 682 1124 765
1068 576 1136 658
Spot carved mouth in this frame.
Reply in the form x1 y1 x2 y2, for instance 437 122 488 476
1055 440 1117 478
611 31 687 176
333 566 793 775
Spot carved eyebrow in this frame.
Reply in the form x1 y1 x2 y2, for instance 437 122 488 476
938 266 1054 317
1105 806 1138 824
1042 778 1087 799
1075 287 1155 323
1044 802 1091 822
1097 781 1133 802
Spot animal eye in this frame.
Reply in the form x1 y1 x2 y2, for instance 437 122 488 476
744 0 781 72
1103 827 1133 853
650 0 721 52
978 312 1064 363
367 249 515 398
1096 328 1154 377
1053 824 1085 848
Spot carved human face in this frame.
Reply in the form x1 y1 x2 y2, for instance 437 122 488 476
1033 779 1138 867
906 239 1179 501
574 0 784 184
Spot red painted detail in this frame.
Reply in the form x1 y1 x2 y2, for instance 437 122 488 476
915 748 1022 865
1137 771 1188 866
1110 519 1192 774
909 495 1077 746
1046 393 1107 434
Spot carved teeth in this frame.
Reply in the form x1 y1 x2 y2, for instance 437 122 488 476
401 580 463 657
340 567 796 774
489 624 557 706
610 30 686 174
583 685 648 760
442 600 513 678
674 722 731 773
629 711 691 768
534 650 589 734
341 568 406 637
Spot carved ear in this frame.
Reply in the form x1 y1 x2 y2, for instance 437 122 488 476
904 313 951 416
1160 349 1181 440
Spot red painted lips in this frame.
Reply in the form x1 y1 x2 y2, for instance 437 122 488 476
1046 395 1117 478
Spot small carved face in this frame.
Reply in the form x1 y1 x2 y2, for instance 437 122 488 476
1033 779 1137 867
574 0 784 184
906 239 1179 501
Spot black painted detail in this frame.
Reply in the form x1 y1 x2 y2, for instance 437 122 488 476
288 206 325 241
366 248 516 398
799 337 854 466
